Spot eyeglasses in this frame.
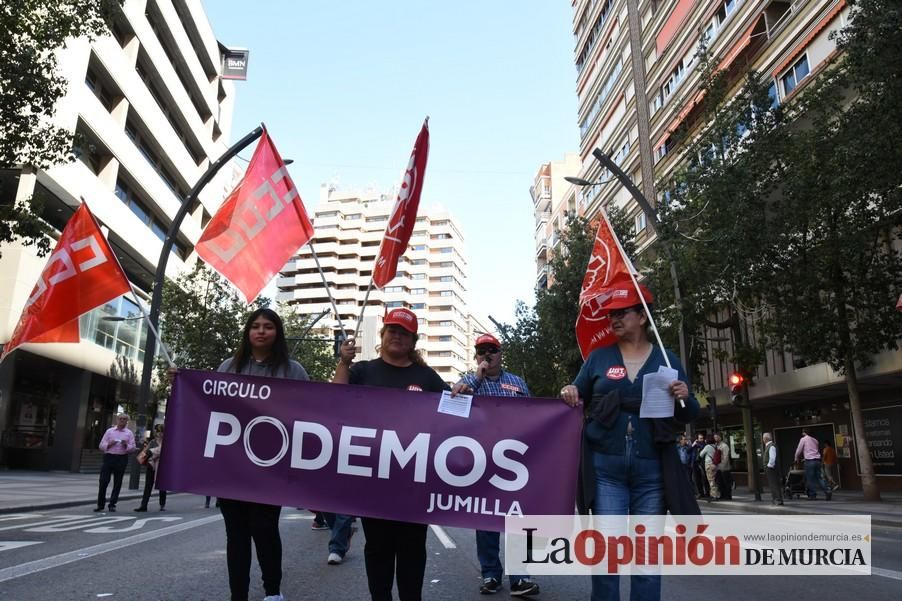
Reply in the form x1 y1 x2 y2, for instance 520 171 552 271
609 307 638 319
476 348 500 356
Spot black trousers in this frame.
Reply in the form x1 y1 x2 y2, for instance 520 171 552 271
219 499 282 601
361 517 428 601
715 470 733 499
138 464 167 509
97 454 128 509
766 467 783 503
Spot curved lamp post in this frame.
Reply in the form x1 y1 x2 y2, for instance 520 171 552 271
128 126 264 489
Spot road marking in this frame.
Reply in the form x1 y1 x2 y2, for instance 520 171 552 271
429 524 456 549
27 517 132 532
873 566 902 581
0 514 222 583
0 541 43 552
85 517 181 533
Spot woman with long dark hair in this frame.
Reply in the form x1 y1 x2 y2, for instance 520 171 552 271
217 307 308 601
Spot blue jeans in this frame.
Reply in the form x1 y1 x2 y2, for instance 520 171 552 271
803 459 830 497
475 529 526 585
324 513 354 557
591 438 664 601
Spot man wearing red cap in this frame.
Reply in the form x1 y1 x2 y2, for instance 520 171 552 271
334 307 448 601
452 334 538 597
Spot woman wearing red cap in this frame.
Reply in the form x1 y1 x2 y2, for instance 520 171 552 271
334 307 448 601
560 284 699 601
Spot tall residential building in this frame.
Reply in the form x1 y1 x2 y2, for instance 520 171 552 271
531 153 581 290
571 0 902 493
0 0 240 470
277 186 486 385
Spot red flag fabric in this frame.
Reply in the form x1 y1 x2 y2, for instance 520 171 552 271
373 119 430 289
195 129 314 302
575 212 642 359
2 204 131 360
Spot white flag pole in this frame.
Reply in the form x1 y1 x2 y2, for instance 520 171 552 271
307 241 346 338
599 208 684 406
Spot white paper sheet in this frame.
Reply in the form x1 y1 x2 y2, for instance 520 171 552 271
437 390 472 418
640 366 678 418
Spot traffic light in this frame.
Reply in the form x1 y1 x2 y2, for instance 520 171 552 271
729 372 746 407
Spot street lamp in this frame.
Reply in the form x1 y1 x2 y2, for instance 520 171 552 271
127 125 265 490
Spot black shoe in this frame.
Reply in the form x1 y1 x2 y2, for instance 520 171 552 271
93 507 104 512
480 578 501 594
134 507 147 512
159 506 166 511
510 579 540 596
108 506 116 512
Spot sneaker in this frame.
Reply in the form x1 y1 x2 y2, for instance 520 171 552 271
479 578 501 594
327 552 343 565
159 507 166 511
262 595 284 601
510 579 540 596
832 484 840 491
108 506 116 512
134 507 147 512
311 521 329 531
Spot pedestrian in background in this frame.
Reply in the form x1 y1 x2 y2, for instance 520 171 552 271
211 307 310 601
822 440 839 491
691 432 710 499
334 308 448 601
762 432 783 505
678 434 693 487
452 333 539 597
95 412 136 512
699 434 720 501
794 428 832 500
134 423 166 512
714 433 733 500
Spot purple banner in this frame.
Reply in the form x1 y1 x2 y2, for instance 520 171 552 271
157 369 582 531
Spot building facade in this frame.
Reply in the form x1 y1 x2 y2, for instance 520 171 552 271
0 0 240 471
569 0 902 491
277 186 488 386
531 153 581 290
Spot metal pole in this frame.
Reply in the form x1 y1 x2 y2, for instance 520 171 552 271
128 126 264 490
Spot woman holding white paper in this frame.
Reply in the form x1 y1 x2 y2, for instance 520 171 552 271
560 284 699 601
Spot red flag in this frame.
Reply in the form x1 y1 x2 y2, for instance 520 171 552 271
195 129 314 302
575 212 643 359
373 119 430 288
2 204 131 360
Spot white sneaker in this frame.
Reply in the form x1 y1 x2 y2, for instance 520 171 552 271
327 552 343 565
262 595 284 601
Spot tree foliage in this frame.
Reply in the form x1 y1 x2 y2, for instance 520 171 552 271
0 0 121 255
279 304 337 382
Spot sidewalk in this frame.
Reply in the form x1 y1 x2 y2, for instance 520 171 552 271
700 488 902 527
2 470 901 526
0 470 145 513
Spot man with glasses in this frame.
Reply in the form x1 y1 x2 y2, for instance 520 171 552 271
452 334 539 597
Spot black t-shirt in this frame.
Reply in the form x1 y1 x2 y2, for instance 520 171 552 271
348 357 449 393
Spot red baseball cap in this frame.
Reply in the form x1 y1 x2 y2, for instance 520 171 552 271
474 333 501 349
384 308 418 334
604 284 654 311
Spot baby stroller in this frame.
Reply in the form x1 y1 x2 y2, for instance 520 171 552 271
784 469 806 500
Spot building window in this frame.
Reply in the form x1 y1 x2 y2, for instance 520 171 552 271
384 286 404 293
411 273 426 280
411 288 425 295
634 212 647 235
438 247 452 254
767 81 779 108
385 301 404 308
366 215 388 222
781 54 810 96
411 303 426 310
410 244 426 251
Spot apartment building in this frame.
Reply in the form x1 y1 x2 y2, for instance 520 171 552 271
570 0 902 491
278 186 489 385
0 0 240 470
531 153 581 290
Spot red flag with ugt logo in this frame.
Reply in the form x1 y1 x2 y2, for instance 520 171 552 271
195 129 314 303
2 203 131 361
575 210 639 359
373 119 430 289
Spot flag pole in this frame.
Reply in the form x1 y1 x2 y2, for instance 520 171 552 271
307 241 346 338
354 277 375 341
599 208 684 407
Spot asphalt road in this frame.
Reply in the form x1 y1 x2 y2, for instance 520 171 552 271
1 496 901 600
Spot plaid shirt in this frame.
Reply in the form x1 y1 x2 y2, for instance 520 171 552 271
458 370 530 397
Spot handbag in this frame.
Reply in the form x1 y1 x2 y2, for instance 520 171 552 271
137 448 149 465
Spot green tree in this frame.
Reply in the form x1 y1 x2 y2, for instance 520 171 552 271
0 0 121 256
655 0 902 500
